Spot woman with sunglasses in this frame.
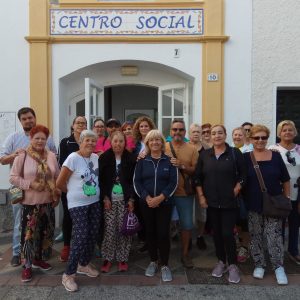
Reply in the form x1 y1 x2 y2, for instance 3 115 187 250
201 123 212 147
269 120 300 265
243 124 290 285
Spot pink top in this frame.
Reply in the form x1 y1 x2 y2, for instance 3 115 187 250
94 135 136 153
125 135 136 151
94 136 111 153
9 151 60 205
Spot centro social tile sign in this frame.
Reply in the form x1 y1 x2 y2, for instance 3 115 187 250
50 9 203 36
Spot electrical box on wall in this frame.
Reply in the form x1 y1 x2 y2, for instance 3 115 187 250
0 190 7 205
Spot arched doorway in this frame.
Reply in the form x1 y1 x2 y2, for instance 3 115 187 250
58 60 194 140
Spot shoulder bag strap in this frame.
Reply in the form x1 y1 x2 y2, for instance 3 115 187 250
249 151 267 192
169 141 177 158
21 151 27 178
169 142 185 178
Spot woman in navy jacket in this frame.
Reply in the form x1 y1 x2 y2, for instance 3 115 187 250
134 129 178 282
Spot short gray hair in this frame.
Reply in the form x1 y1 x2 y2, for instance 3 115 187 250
79 130 97 143
189 123 202 134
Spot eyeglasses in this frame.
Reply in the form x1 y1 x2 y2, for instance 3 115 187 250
244 128 251 132
251 136 268 141
75 122 87 126
286 151 296 166
202 130 211 134
171 128 185 132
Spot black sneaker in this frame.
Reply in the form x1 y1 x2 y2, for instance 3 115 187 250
197 236 207 250
11 255 21 267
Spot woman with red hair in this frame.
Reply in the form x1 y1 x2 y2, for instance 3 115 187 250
10 125 61 282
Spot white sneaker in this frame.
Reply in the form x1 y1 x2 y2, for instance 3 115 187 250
275 266 288 285
161 266 173 282
62 273 78 292
253 267 265 279
145 262 158 277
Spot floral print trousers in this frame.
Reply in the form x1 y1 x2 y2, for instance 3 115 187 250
248 211 284 270
20 203 55 266
102 194 132 262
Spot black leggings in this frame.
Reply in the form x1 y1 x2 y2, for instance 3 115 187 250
209 207 238 265
140 202 173 266
61 192 72 246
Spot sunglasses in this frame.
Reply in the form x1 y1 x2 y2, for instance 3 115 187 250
251 136 268 141
244 128 251 132
172 128 185 132
286 151 296 166
202 130 211 134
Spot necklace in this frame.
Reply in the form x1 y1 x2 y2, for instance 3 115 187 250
78 151 91 166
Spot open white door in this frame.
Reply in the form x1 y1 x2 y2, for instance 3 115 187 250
85 78 104 129
158 83 189 137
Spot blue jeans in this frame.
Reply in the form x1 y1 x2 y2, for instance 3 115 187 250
174 196 194 230
288 201 300 256
12 203 22 256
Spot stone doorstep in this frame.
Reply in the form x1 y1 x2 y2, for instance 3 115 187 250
2 238 300 287
2 273 300 287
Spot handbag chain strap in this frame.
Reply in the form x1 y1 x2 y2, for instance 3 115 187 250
249 151 267 192
169 142 185 179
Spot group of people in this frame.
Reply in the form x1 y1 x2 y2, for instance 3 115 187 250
0 107 299 292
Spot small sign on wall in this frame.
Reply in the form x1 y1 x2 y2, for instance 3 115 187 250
0 112 16 146
207 73 219 82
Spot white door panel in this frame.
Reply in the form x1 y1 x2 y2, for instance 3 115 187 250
158 83 188 137
85 78 104 129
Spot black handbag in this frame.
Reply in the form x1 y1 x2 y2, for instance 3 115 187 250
250 152 292 218
169 142 195 196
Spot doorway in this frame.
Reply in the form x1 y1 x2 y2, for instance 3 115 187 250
104 85 158 125
277 88 300 144
69 82 189 137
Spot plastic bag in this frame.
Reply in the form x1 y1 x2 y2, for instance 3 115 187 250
120 211 141 236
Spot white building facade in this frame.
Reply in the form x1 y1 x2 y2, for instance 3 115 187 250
0 0 299 191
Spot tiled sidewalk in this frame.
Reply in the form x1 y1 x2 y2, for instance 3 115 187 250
1 231 300 287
